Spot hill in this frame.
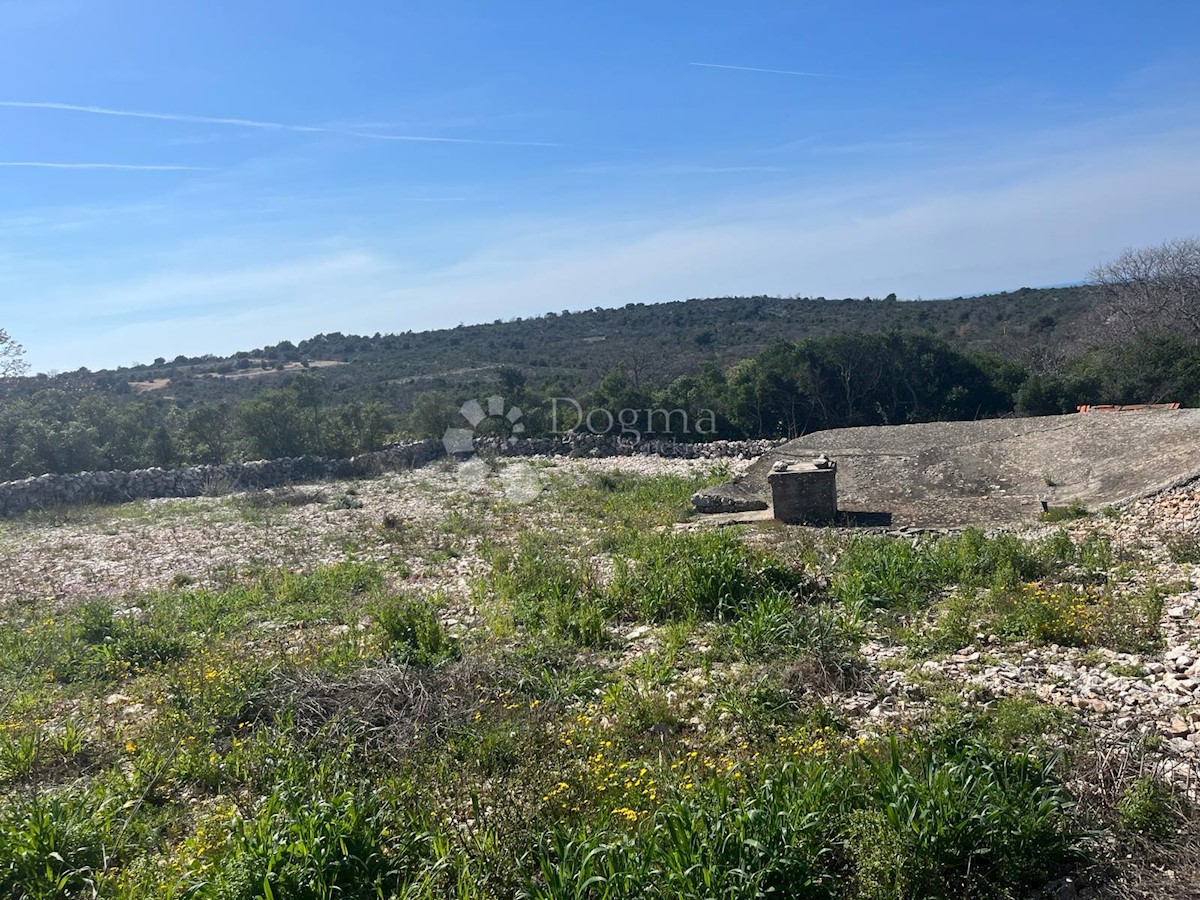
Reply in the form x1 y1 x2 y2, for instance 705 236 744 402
1 285 1132 481
40 285 1096 408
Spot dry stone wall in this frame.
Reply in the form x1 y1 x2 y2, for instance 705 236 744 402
481 434 784 459
0 440 443 518
0 435 780 518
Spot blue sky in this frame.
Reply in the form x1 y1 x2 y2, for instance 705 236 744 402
2 1 1199 372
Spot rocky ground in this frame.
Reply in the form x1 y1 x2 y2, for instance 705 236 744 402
3 452 1200 896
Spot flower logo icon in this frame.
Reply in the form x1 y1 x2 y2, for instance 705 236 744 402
442 395 524 454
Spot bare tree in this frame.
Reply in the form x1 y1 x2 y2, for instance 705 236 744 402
1090 237 1200 340
0 329 28 378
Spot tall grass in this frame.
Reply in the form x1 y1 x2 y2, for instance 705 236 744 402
525 737 1077 900
830 528 1109 610
609 529 808 623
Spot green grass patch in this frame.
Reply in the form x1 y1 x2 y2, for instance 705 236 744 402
920 581 1164 655
609 529 808 623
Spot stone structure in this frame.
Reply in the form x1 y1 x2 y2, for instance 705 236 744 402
767 456 838 524
692 409 1200 528
0 435 784 519
0 440 443 519
479 434 783 460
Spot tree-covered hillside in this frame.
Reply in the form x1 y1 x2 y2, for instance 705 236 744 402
9 278 1200 480
23 286 1096 405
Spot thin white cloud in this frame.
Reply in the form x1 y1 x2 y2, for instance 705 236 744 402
0 161 208 170
18 111 1200 372
689 62 849 79
0 100 561 147
570 161 786 176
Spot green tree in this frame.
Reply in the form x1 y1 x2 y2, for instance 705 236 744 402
180 402 234 464
235 390 307 458
406 392 459 440
0 329 28 379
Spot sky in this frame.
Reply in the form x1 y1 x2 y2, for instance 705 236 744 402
1 1 1199 373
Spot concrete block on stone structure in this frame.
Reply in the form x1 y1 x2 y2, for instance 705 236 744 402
768 457 838 524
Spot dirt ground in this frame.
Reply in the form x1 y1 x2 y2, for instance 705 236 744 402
695 409 1200 528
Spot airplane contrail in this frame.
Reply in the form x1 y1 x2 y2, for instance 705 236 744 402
689 62 848 79
0 101 561 147
0 161 209 170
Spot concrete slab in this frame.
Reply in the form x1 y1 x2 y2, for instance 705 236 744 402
693 410 1200 528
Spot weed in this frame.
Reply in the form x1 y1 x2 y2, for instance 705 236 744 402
1164 532 1200 564
373 595 459 666
77 598 116 643
609 529 805 623
1041 499 1090 523
489 533 611 647
1116 776 1176 837
922 581 1162 655
333 491 364 509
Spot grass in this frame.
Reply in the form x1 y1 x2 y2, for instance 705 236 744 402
372 594 459 666
1116 775 1177 838
918 581 1165 655
1164 532 1200 564
0 464 1190 899
1040 499 1090 523
608 528 809 622
528 736 1077 900
828 527 1085 611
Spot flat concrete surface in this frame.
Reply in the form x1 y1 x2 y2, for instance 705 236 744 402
694 410 1200 528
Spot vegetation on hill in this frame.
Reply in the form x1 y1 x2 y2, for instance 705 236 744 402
2 239 1199 479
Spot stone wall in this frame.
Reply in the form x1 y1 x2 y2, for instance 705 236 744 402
0 440 443 518
0 434 781 518
480 434 784 459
